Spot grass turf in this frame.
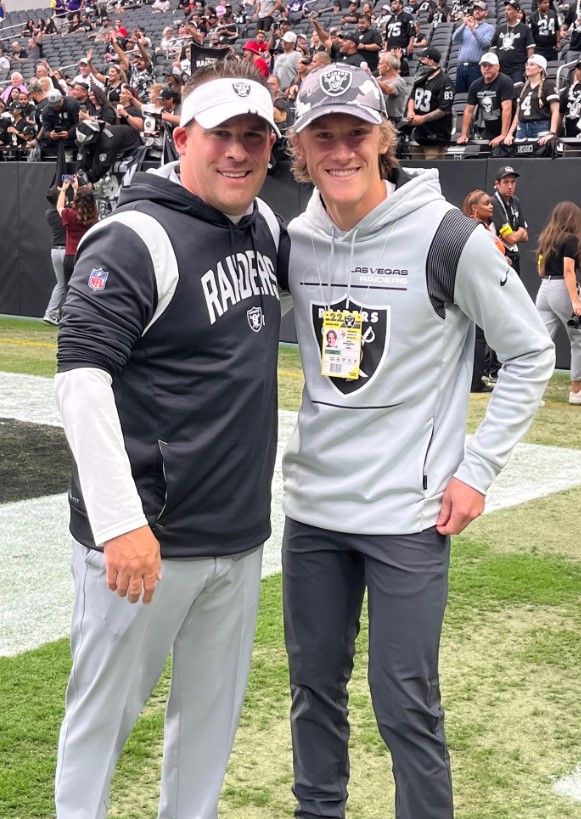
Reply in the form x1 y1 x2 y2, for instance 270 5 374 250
1 317 581 817
3 529 581 818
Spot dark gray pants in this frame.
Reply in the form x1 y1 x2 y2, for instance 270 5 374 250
283 518 453 819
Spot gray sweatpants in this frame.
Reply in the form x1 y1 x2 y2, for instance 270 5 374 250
283 518 453 819
56 541 262 819
45 248 67 316
536 278 581 381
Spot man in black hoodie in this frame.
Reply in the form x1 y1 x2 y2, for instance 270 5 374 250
54 60 287 819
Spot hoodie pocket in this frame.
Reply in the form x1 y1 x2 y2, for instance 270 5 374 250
155 440 194 527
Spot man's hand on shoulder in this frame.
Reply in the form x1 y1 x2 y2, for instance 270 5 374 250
436 477 485 535
104 525 162 605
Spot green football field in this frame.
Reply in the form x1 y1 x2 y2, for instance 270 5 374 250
1 316 581 818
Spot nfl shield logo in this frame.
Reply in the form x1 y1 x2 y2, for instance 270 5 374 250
247 306 264 333
320 69 352 97
88 268 109 292
232 81 251 98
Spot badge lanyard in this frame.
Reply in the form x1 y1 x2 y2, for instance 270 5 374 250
311 229 364 380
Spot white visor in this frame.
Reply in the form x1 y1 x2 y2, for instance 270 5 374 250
180 77 280 136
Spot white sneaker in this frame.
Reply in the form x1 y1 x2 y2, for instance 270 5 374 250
569 391 581 405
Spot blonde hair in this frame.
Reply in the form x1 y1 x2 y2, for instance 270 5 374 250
289 119 399 185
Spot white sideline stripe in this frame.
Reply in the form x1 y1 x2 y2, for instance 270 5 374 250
554 767 581 802
2 372 581 657
0 371 62 427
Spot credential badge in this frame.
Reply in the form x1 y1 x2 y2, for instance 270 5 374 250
247 306 264 333
232 81 252 98
88 268 109 292
320 69 353 97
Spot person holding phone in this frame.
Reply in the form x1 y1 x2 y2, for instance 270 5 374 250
41 88 80 150
57 175 99 287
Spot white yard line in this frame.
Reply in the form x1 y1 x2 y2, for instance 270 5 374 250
2 372 581 659
553 767 581 803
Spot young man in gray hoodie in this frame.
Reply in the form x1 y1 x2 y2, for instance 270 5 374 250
283 63 554 819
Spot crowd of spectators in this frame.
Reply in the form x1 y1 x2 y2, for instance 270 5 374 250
0 0 580 170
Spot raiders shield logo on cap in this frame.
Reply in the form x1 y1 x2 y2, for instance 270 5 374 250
232 81 252 97
320 69 352 97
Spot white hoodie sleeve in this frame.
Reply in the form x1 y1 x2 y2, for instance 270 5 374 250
451 225 555 493
55 367 148 548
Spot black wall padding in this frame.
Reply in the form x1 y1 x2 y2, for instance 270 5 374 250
0 162 58 318
0 159 577 369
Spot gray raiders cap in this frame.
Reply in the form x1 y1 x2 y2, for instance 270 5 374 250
293 64 387 133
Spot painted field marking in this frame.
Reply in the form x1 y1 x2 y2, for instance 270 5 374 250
2 371 581 660
1 337 57 349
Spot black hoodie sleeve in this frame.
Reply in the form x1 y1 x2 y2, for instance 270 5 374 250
57 221 158 376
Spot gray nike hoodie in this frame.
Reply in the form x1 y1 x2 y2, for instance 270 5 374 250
282 168 555 535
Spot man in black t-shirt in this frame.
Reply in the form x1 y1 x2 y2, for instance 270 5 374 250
529 0 560 62
559 59 581 137
457 52 515 146
339 33 366 66
385 0 414 74
491 0 535 84
356 14 382 72
340 0 360 24
406 47 455 158
385 0 414 49
491 166 528 276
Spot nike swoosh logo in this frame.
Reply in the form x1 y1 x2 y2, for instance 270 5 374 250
500 271 508 287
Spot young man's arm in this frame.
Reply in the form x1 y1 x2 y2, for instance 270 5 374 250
436 222 554 534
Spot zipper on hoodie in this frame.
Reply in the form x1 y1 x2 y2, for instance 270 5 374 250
422 420 435 492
